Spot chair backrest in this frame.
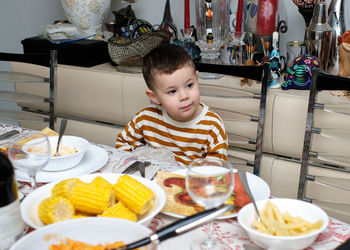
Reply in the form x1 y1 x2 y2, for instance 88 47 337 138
0 50 57 129
298 68 350 201
194 62 269 176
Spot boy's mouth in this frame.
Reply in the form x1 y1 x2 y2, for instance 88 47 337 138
180 103 193 111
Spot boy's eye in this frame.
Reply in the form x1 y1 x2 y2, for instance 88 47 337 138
187 83 194 88
168 89 176 94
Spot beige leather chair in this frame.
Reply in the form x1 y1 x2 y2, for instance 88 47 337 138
1 50 57 128
195 62 269 176
298 68 350 223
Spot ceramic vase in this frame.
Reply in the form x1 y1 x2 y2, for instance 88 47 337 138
60 0 111 35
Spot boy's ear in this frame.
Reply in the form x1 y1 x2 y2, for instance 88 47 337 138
196 70 199 80
145 89 160 105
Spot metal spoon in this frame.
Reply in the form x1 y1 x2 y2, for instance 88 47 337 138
55 119 67 156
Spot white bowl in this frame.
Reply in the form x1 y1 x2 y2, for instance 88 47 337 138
21 173 166 229
238 198 329 250
10 217 152 250
44 135 89 171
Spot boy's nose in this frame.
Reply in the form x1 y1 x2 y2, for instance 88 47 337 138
179 89 189 100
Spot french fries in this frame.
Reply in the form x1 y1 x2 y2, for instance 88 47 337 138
252 201 323 236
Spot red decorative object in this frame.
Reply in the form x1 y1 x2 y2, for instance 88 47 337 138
256 0 278 36
235 0 244 37
184 0 190 32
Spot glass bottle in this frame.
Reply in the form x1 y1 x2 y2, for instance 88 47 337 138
0 152 25 249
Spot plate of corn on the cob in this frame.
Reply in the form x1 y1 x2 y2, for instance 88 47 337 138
21 173 166 229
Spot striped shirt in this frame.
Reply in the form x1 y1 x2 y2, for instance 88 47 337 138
115 103 228 167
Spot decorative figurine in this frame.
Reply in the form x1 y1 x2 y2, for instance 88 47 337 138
240 33 257 86
282 54 320 90
338 30 350 78
268 32 281 88
240 58 256 86
332 30 350 98
159 0 178 41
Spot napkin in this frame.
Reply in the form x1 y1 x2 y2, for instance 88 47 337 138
132 145 179 166
43 23 79 40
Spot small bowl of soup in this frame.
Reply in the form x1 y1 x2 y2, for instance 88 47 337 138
44 136 89 171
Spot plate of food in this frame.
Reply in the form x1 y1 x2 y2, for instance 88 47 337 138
156 169 270 219
21 173 166 229
10 217 152 250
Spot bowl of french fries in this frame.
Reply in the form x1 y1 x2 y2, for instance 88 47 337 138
238 198 328 250
44 135 89 171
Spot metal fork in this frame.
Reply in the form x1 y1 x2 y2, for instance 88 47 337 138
122 161 151 177
0 130 20 141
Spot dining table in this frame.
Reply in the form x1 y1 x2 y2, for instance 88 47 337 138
1 123 350 250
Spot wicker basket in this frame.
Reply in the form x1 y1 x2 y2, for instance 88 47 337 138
108 31 170 66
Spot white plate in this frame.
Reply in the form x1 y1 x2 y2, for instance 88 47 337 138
10 217 151 250
15 144 108 183
21 172 166 229
161 169 270 219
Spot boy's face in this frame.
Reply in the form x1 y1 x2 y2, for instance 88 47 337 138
146 65 202 122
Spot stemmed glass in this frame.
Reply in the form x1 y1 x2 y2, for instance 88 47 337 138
186 158 234 250
8 131 51 190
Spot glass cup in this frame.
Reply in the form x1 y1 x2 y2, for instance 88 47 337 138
8 131 50 190
287 41 306 68
186 158 234 250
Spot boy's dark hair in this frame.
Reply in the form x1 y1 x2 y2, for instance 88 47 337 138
142 44 195 90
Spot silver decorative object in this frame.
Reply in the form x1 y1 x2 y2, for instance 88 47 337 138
305 2 333 72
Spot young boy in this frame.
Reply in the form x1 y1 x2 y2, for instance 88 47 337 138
115 44 228 167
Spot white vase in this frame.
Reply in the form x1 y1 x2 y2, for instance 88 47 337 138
60 0 111 36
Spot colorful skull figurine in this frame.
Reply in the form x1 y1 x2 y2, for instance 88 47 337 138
282 55 320 90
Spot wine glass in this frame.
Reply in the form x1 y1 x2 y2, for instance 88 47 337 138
186 158 234 250
8 131 51 190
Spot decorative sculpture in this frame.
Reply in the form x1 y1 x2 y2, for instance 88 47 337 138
333 30 350 98
282 55 320 90
268 32 281 88
338 30 350 78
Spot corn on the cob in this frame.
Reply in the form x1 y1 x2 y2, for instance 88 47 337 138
113 175 155 215
71 211 92 219
38 196 75 225
91 176 113 189
70 181 115 214
99 202 137 221
51 178 80 199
